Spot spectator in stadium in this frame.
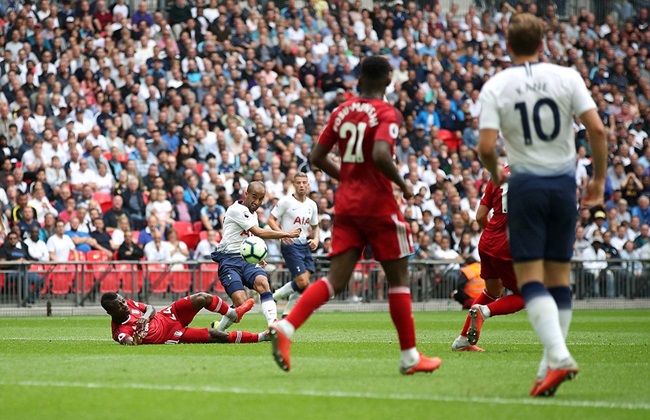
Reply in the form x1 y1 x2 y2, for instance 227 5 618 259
194 229 220 261
117 230 145 262
16 207 41 241
24 225 49 262
110 215 131 250
47 220 79 262
165 228 190 270
138 215 163 248
199 194 224 233
121 177 147 229
0 231 45 306
91 218 116 256
170 185 199 223
143 229 172 262
103 196 126 233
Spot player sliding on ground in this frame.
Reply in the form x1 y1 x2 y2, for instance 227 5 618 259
477 13 607 396
268 172 320 318
452 163 525 352
101 292 267 345
210 182 300 331
269 56 442 375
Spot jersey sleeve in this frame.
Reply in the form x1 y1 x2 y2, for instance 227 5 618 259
570 71 597 116
270 197 288 220
480 181 495 209
375 107 401 145
227 205 257 232
309 200 319 226
478 84 500 130
317 109 339 148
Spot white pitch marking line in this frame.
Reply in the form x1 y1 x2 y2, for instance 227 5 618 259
2 380 649 411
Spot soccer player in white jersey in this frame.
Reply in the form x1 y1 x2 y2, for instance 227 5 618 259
268 173 320 318
477 13 606 397
211 182 300 331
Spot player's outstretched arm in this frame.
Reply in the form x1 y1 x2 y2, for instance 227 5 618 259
310 143 340 181
579 109 607 207
372 141 413 198
248 225 300 240
267 214 294 245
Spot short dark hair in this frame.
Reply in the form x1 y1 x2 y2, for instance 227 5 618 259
360 56 392 82
100 292 118 311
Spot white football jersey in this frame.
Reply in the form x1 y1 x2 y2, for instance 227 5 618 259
271 194 318 244
217 201 258 254
479 62 596 177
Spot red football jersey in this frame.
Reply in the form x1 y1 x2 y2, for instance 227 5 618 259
478 176 511 261
318 98 402 216
111 299 183 345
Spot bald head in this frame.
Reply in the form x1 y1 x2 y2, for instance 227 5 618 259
247 181 266 195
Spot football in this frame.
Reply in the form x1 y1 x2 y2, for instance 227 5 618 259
240 236 268 264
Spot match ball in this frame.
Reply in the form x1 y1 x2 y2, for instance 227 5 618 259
240 236 268 264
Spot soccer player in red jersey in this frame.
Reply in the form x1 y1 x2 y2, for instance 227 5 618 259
269 56 442 374
452 164 525 352
101 292 268 345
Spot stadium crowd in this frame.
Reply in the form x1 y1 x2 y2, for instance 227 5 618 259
0 0 649 298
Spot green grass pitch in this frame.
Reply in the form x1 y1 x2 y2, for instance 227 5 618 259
0 309 649 420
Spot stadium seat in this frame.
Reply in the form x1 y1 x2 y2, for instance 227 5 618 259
0 273 4 293
121 265 144 294
199 231 208 241
179 231 200 250
101 263 128 293
93 192 113 214
198 263 219 292
170 267 193 294
193 221 204 233
131 231 140 243
147 264 171 294
172 221 193 235
50 265 75 295
438 129 460 151
81 251 111 295
196 163 204 176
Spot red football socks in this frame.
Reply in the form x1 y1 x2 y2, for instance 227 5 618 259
228 331 259 343
487 294 525 316
207 295 229 315
460 290 496 336
285 279 333 330
389 287 416 350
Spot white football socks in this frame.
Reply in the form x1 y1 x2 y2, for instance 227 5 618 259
273 282 295 301
261 299 278 326
526 295 571 367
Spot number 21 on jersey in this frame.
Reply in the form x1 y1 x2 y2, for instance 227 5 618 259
341 122 367 163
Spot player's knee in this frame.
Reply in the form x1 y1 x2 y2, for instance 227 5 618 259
253 275 270 293
295 274 310 289
208 329 229 343
230 292 248 307
192 292 212 306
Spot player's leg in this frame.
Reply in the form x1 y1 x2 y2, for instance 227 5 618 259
270 248 361 371
179 327 267 344
213 262 249 332
529 180 579 397
273 243 303 301
282 270 311 317
381 256 442 374
252 274 278 326
453 252 500 350
178 292 253 327
370 213 440 374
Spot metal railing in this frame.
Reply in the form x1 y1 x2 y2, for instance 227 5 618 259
1 258 649 308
